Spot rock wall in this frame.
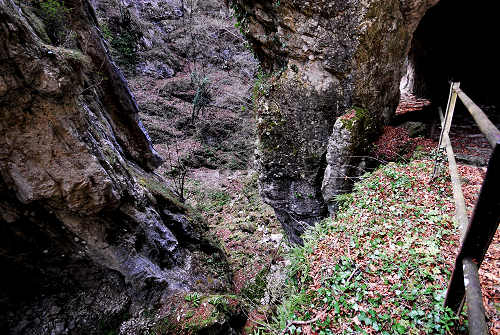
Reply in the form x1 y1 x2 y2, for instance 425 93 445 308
230 0 438 243
91 0 238 78
0 0 231 333
91 0 185 78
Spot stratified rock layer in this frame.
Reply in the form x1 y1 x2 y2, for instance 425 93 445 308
0 0 231 333
231 0 438 243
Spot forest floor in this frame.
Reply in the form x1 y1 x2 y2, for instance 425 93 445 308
268 97 499 335
272 156 499 335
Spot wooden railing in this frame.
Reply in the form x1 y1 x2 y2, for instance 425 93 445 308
432 82 500 335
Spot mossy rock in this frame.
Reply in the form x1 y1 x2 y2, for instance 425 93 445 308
340 106 379 153
240 267 269 305
152 294 246 335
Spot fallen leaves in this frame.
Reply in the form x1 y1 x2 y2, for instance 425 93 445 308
281 158 499 334
373 126 436 162
395 94 431 116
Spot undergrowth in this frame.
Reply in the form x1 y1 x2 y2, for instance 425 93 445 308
37 0 71 45
261 159 468 334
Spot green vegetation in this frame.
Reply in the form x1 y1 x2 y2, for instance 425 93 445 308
208 295 231 314
100 11 141 68
231 2 250 35
340 106 379 155
185 292 202 307
240 267 269 304
191 71 212 123
37 0 70 45
253 69 272 101
111 28 140 66
152 293 243 334
186 176 237 215
191 188 231 214
261 160 468 334
252 66 288 103
209 190 231 210
99 21 114 42
136 174 183 209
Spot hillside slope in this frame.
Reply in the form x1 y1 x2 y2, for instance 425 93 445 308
271 158 499 334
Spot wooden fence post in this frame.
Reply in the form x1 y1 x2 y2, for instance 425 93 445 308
432 82 461 180
444 140 500 313
439 82 460 148
462 257 489 335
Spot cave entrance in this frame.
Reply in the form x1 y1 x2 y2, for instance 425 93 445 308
396 0 499 165
406 0 497 107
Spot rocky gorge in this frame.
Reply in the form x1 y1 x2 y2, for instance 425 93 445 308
0 0 239 333
1 0 497 333
229 0 439 243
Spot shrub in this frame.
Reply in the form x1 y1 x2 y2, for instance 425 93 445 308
38 0 70 45
190 71 212 123
105 10 141 68
111 30 139 66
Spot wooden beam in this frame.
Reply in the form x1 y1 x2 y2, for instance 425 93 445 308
445 141 500 312
438 82 456 149
440 82 460 148
455 88 500 148
438 107 469 238
442 132 469 239
462 257 489 335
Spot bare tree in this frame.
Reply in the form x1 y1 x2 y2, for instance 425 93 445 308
164 138 189 203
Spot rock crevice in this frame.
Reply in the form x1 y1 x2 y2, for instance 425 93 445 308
230 0 438 243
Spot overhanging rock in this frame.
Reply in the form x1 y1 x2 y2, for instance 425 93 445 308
230 0 439 243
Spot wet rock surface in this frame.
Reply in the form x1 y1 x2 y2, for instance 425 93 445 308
0 0 233 333
230 0 439 243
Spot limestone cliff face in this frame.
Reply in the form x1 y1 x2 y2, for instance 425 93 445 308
91 0 185 78
230 0 438 243
91 0 232 78
0 0 230 333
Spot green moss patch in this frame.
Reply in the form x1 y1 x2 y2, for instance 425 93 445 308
240 267 269 305
340 106 379 154
153 293 244 334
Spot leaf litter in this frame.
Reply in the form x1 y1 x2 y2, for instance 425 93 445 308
280 157 498 334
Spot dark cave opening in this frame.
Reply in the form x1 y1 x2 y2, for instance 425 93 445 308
402 0 498 113
393 0 500 166
395 0 499 166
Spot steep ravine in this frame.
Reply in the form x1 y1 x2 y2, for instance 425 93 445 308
2 0 470 333
0 0 238 333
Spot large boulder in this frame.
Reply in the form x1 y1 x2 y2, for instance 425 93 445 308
230 0 438 243
0 0 231 333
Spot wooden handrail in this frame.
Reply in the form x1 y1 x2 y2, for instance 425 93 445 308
462 257 489 335
435 82 499 335
438 108 468 239
455 87 500 148
445 140 500 316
